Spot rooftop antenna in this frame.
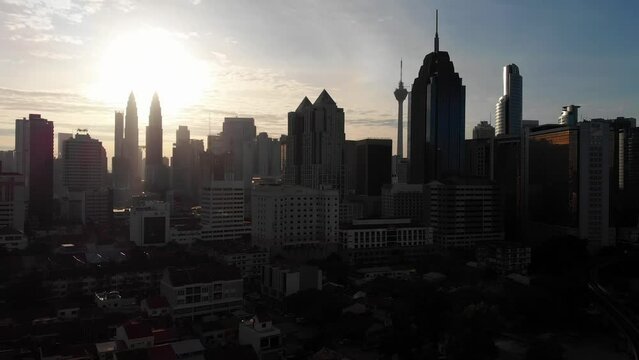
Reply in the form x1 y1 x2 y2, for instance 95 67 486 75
434 9 439 53
400 58 403 83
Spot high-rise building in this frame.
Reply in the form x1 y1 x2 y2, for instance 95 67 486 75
394 60 408 158
124 92 140 193
526 122 613 250
472 121 495 139
409 11 466 183
62 132 110 224
57 133 72 158
200 181 250 241
343 140 358 196
381 183 424 222
145 93 168 194
558 105 580 126
356 139 392 196
255 132 281 179
464 138 492 178
15 114 54 227
284 90 345 194
112 111 128 207
491 136 524 240
0 151 16 173
495 64 523 136
0 169 25 232
424 178 504 248
251 184 339 250
521 120 539 130
171 126 205 207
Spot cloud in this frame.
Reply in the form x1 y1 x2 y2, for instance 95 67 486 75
10 33 84 45
29 50 74 60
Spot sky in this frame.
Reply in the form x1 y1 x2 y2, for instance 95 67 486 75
0 0 638 161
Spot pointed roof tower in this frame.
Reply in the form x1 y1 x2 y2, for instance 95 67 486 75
296 96 313 112
314 89 336 106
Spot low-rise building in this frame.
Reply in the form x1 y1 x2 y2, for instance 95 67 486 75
0 226 27 250
260 264 322 300
210 245 269 278
115 320 154 350
141 295 170 318
130 201 170 247
352 266 416 285
239 314 282 360
160 264 244 321
476 241 531 275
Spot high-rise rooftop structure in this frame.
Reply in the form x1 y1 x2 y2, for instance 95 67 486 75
408 11 466 183
495 64 523 136
558 105 580 126
472 121 495 139
15 114 54 227
394 60 408 158
284 90 345 193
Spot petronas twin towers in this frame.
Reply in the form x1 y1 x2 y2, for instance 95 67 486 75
113 91 166 205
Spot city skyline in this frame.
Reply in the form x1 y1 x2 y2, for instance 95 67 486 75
0 0 638 162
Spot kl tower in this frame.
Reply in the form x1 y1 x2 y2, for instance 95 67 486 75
394 60 408 158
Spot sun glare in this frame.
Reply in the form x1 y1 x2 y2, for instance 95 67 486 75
91 28 210 116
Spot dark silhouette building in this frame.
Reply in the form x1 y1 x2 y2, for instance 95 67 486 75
356 139 392 196
15 114 54 227
284 90 345 194
112 111 128 207
409 11 466 183
145 93 169 194
124 92 140 194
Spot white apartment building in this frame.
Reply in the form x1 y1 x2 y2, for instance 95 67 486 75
201 181 250 241
160 264 244 320
251 184 339 250
260 264 322 300
130 201 170 246
239 315 282 360
339 218 432 249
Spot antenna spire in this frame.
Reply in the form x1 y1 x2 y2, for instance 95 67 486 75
434 9 439 53
400 59 403 83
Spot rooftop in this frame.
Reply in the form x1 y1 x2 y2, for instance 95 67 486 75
166 263 241 287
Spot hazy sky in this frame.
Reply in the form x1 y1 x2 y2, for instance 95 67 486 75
1 0 637 160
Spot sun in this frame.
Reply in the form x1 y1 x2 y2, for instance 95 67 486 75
91 28 210 117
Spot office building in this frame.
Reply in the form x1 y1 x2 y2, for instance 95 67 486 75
381 183 424 222
526 122 613 250
62 132 110 224
343 140 358 195
160 264 243 320
112 111 128 207
130 201 170 246
255 132 281 179
284 90 345 193
251 184 339 250
491 135 524 240
200 181 250 241
495 64 523 136
464 138 492 179
558 105 580 126
57 133 72 158
339 218 433 266
472 121 495 139
409 11 466 183
356 138 392 196
424 178 504 248
0 151 15 173
171 126 204 206
0 169 25 232
15 114 54 227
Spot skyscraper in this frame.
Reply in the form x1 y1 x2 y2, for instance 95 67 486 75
356 139 392 196
62 131 110 224
124 92 139 193
495 64 523 136
114 112 124 158
285 90 345 193
472 121 495 139
408 11 466 183
145 92 168 194
394 60 408 158
112 111 128 207
15 114 54 227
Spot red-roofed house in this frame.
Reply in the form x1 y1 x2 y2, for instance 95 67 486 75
147 344 177 360
115 320 154 349
141 295 170 317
